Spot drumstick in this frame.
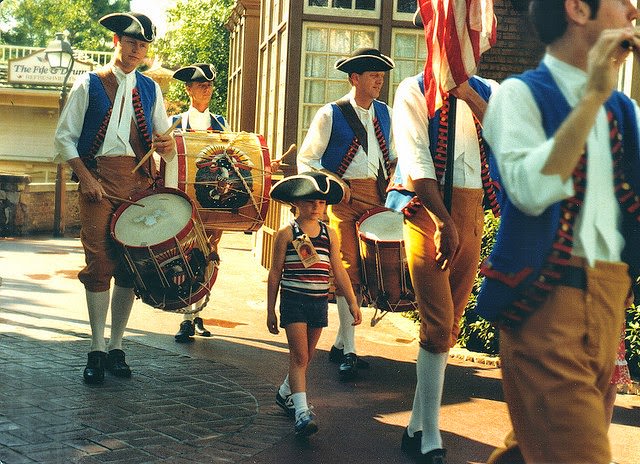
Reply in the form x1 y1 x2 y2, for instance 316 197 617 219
104 194 145 207
130 116 183 174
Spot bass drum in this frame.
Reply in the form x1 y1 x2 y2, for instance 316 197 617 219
162 131 271 232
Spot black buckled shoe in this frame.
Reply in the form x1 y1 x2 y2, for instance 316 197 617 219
175 320 195 343
83 351 106 385
105 349 131 378
193 317 211 337
418 448 447 464
401 428 423 458
339 352 358 380
329 345 343 363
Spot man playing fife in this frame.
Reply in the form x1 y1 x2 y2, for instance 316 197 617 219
476 0 640 462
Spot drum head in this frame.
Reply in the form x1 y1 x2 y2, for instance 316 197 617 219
113 193 193 247
358 210 404 242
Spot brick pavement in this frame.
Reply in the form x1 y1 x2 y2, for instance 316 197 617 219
0 331 290 464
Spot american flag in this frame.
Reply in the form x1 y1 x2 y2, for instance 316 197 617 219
419 0 497 117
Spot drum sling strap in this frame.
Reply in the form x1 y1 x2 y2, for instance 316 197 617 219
76 69 157 181
335 98 391 201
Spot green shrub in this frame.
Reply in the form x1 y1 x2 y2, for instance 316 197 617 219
627 302 640 378
457 211 500 355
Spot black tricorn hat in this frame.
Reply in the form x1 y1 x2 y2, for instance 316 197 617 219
335 47 395 74
99 12 156 43
270 172 345 205
413 8 424 28
172 63 217 83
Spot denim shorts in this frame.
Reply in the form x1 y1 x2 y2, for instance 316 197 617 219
279 293 328 328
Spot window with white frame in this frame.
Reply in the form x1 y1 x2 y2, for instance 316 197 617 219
388 28 426 105
304 0 380 19
393 0 418 21
298 22 378 142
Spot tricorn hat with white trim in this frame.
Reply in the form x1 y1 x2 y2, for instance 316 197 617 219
334 47 395 74
99 12 156 43
172 63 217 83
413 8 424 28
270 172 345 205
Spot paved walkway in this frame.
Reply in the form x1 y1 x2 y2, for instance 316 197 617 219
1 233 638 464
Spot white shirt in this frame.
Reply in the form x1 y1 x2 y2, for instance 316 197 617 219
392 74 498 189
183 106 229 131
54 63 171 162
296 91 397 179
483 53 639 265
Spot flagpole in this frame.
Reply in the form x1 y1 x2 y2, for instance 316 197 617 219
443 95 457 213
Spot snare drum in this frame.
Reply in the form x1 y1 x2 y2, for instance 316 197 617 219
162 131 271 232
111 188 218 313
357 207 417 313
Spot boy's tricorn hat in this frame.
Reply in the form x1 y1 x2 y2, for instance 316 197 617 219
173 63 217 83
335 47 395 74
99 12 156 43
270 171 344 205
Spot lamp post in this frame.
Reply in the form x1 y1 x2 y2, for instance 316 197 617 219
45 32 74 237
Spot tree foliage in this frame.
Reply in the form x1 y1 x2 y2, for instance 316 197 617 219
154 0 234 117
0 0 130 50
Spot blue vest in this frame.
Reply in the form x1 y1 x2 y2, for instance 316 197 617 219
171 112 227 131
385 73 502 212
320 100 391 174
475 62 640 322
77 71 156 156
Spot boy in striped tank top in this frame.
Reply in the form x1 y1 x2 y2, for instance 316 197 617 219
267 172 362 437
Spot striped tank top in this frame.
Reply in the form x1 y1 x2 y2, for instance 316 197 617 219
280 220 331 299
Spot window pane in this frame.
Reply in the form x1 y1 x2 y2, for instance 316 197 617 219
353 31 376 50
309 0 328 6
394 60 419 82
417 36 427 59
329 29 352 53
303 106 322 128
305 54 328 78
328 54 346 79
397 0 417 13
305 80 326 104
355 0 375 10
394 33 418 58
333 0 352 8
327 81 351 102
307 28 328 52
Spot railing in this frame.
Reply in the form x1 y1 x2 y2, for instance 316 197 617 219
1 44 112 66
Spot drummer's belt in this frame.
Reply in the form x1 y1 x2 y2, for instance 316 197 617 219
402 94 500 218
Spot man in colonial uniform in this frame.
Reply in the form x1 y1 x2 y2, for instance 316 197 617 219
388 10 501 463
296 48 396 382
54 12 175 384
476 0 640 462
165 63 229 343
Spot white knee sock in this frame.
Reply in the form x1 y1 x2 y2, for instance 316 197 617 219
336 295 356 354
279 374 291 397
107 285 134 351
183 312 195 322
291 392 309 419
408 348 448 454
86 289 110 352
